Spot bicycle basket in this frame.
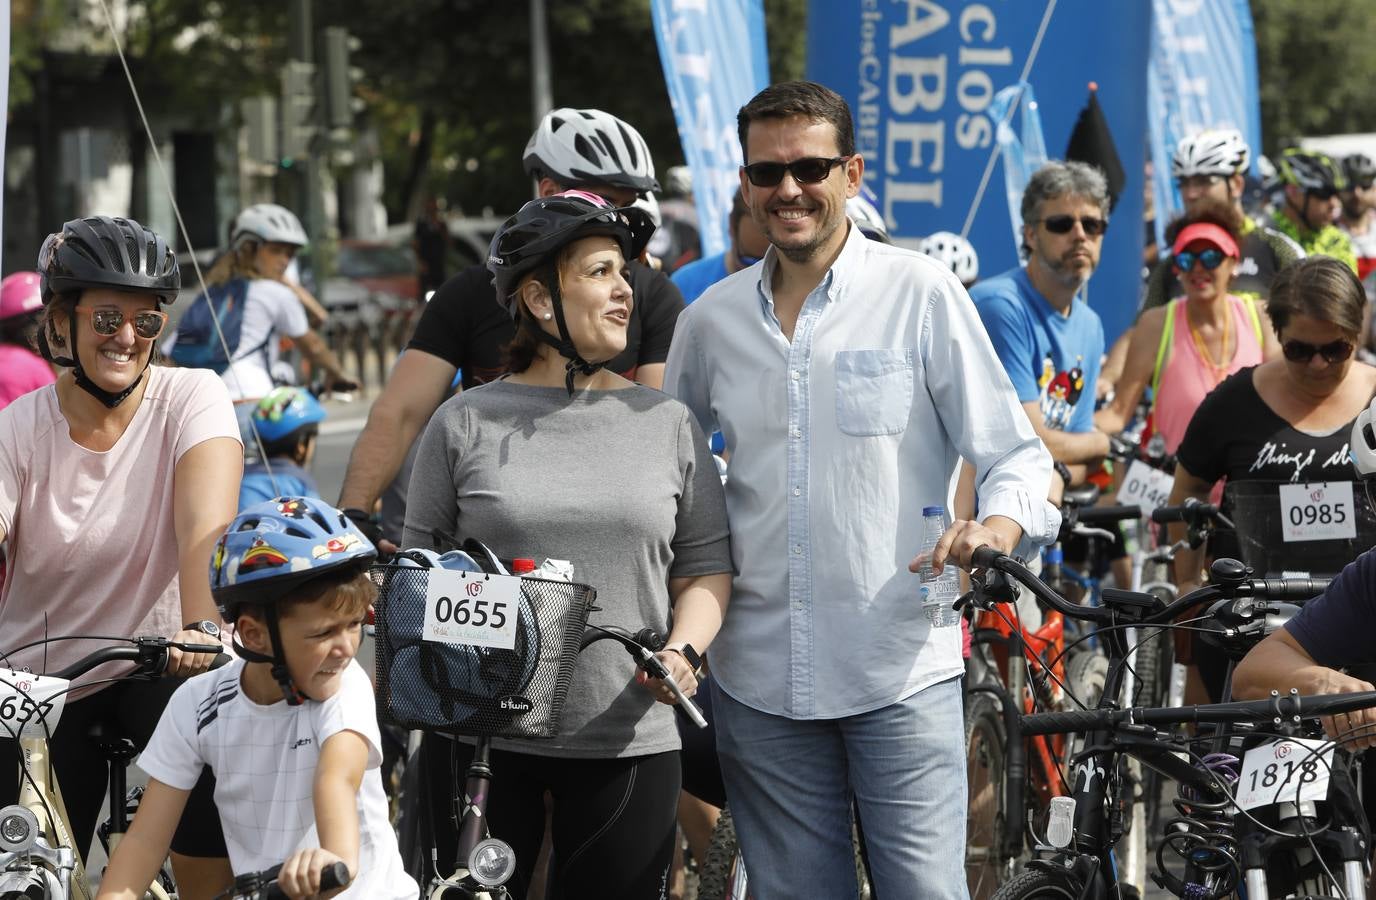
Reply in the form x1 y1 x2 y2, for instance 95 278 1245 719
1223 480 1376 577
370 564 596 738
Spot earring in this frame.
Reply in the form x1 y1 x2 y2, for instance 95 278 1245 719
543 312 553 321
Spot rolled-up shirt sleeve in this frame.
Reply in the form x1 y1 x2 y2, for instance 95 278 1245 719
920 276 1060 555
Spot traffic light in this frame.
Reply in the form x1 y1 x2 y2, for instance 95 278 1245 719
242 96 278 168
280 60 318 161
322 27 365 136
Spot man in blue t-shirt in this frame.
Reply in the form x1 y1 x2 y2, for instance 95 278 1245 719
972 161 1113 476
671 189 770 303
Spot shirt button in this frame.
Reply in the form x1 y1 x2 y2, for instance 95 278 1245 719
792 486 801 496
793 544 803 555
790 370 800 380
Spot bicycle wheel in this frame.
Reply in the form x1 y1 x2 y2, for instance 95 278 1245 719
966 694 1010 899
990 868 1081 899
1065 649 1108 709
696 804 742 900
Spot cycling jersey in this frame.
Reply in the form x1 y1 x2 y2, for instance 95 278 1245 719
1340 215 1376 281
1140 216 1304 312
1270 207 1358 274
405 260 685 388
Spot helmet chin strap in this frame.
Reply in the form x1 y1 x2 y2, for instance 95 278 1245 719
230 611 305 705
37 318 149 408
535 264 607 395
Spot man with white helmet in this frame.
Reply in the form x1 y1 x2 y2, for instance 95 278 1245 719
338 108 685 544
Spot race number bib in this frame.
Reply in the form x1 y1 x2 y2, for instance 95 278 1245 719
1116 460 1173 518
1234 737 1334 811
422 569 522 650
1278 482 1356 542
0 672 69 740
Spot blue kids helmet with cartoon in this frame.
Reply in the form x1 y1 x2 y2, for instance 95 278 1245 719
210 496 376 621
250 386 327 444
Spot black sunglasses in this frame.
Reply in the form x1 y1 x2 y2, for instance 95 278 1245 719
1308 187 1340 201
1282 338 1354 364
1040 215 1108 236
1173 248 1227 271
743 156 851 187
73 306 168 339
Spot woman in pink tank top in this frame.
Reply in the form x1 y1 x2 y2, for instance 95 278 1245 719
1097 203 1281 452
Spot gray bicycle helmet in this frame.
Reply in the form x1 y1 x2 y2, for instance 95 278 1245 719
523 108 660 194
232 203 309 248
1277 149 1347 193
1343 153 1376 187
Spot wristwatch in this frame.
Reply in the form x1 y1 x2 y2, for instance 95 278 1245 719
183 620 222 639
665 643 704 680
341 506 382 545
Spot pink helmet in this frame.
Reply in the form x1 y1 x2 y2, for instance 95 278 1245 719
0 272 42 322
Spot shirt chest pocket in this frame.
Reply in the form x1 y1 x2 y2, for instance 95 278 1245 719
834 349 914 436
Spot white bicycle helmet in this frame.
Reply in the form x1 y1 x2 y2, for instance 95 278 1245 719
918 231 980 285
1172 129 1250 180
1352 398 1376 480
523 108 659 194
846 194 890 243
232 203 309 248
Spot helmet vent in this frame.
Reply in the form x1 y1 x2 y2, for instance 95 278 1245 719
285 526 311 538
125 234 143 274
237 517 262 531
1365 423 1375 448
616 122 639 170
100 236 125 272
573 134 601 168
307 509 331 532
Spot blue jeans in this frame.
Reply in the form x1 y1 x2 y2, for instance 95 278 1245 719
713 676 969 899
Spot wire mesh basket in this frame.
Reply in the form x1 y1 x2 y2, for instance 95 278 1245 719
1223 480 1376 577
370 564 596 738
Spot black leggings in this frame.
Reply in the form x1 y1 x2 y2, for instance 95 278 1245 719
0 676 225 859
422 734 680 900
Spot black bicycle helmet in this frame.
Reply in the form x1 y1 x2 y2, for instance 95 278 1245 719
36 215 181 408
1277 148 1347 194
487 191 654 393
38 215 180 306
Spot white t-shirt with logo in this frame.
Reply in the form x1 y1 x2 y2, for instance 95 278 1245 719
138 658 417 899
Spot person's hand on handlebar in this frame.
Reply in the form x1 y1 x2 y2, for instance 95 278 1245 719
912 515 1020 576
166 627 223 678
275 847 350 900
1306 668 1376 750
636 648 699 705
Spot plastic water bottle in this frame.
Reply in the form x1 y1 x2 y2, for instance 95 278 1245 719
919 506 961 628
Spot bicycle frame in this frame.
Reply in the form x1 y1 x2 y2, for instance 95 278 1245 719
4 731 86 899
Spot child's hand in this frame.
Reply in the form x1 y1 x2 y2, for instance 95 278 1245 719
276 848 351 899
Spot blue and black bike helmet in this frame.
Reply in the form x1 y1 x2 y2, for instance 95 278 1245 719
250 386 326 456
211 496 376 703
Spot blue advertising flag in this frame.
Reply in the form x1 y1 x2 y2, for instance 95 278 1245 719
1147 0 1263 249
805 0 1151 344
651 0 769 258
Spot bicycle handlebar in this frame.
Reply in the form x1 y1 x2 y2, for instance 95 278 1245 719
579 624 709 729
219 860 351 899
1151 497 1224 526
1074 504 1142 526
1019 689 1376 736
45 637 228 682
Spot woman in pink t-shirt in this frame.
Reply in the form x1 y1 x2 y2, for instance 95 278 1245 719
0 216 242 895
0 271 56 411
1097 201 1282 453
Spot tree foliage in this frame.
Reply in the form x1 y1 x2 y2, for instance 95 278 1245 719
1252 0 1376 154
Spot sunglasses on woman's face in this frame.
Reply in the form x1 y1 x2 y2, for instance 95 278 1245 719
742 156 851 187
1039 215 1108 236
73 306 168 339
1281 338 1354 364
1173 248 1227 271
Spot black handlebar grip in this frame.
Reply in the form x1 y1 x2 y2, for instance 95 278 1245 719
264 862 351 899
1252 577 1332 601
1076 504 1143 525
1019 708 1113 736
970 545 1003 569
1150 501 1218 524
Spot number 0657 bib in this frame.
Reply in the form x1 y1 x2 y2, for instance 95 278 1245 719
1278 482 1356 543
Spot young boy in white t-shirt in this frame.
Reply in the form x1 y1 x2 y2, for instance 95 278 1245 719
97 497 418 900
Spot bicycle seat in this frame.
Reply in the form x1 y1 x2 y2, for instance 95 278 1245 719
1062 483 1101 509
86 720 138 762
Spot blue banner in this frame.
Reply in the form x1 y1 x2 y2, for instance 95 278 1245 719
1147 0 1262 248
806 0 1151 344
651 0 769 258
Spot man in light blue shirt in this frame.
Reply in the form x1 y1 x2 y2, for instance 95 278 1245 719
663 81 1059 900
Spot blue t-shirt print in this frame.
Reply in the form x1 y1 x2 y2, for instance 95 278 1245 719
971 266 1105 435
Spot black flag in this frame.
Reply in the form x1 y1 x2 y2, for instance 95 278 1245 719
1065 82 1126 212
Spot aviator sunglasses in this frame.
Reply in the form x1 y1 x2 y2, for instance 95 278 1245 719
1173 248 1227 271
1281 338 1355 365
1040 215 1108 237
72 306 169 339
742 156 851 187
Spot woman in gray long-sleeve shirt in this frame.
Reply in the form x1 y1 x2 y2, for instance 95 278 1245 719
402 191 732 898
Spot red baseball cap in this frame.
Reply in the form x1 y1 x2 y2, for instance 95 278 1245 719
1172 222 1239 259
